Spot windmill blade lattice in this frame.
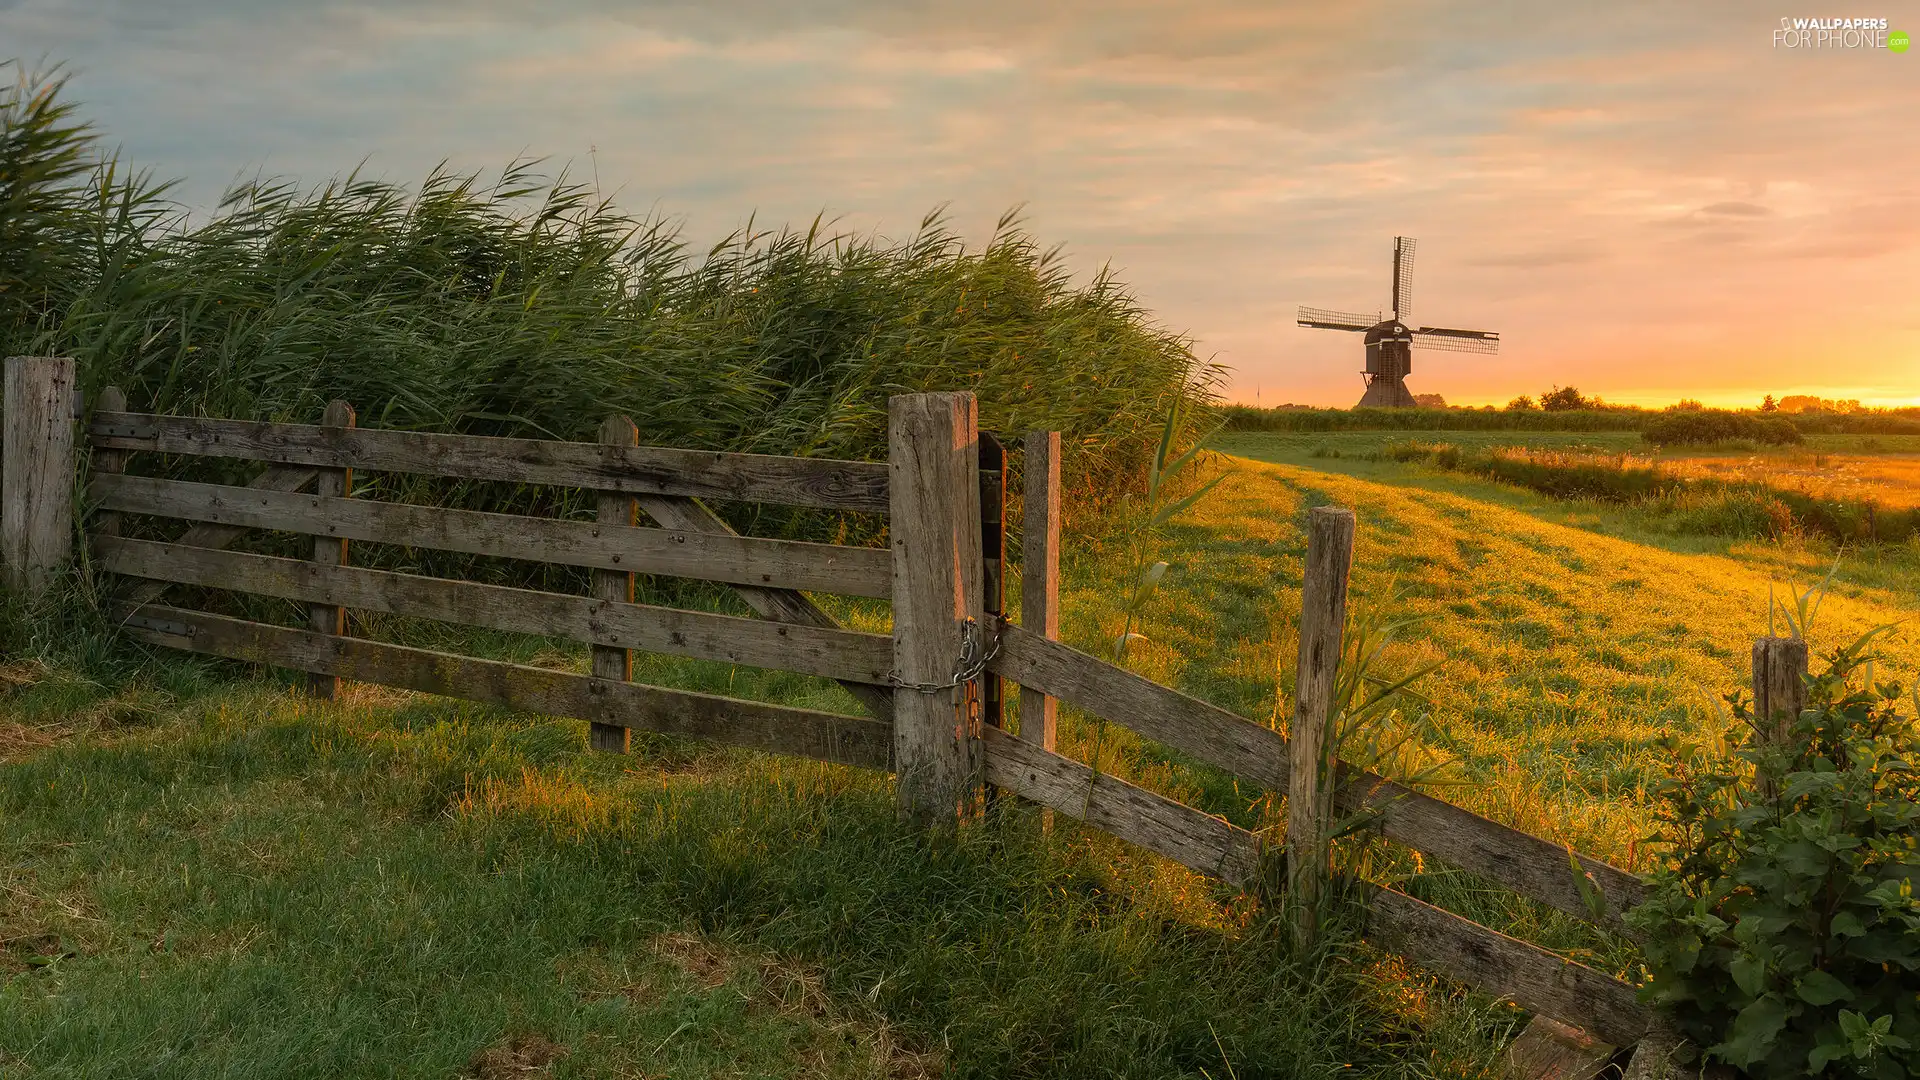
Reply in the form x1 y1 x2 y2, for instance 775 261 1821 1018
1412 327 1499 354
1297 306 1377 332
1392 237 1416 324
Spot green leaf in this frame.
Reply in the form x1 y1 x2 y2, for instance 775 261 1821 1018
1729 953 1768 997
1808 1038 1851 1072
1795 968 1854 1006
1716 994 1790 1067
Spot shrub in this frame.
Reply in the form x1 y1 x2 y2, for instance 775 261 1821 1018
1628 633 1920 1078
1540 385 1588 411
1643 410 1804 447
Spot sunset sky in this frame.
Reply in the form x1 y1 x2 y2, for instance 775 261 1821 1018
4 0 1915 407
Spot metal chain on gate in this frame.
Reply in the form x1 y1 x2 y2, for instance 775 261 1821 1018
888 613 1004 707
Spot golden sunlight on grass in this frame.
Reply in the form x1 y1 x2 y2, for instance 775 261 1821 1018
1049 453 1920 872
1662 450 1920 509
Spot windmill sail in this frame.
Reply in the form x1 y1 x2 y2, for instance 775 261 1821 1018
1412 326 1499 354
1297 306 1376 332
1391 237 1416 323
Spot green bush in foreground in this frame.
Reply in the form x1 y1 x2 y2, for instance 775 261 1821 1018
1629 633 1920 1079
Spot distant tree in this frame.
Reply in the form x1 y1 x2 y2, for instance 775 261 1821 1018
1506 394 1537 410
1539 385 1587 411
1413 393 1448 408
1778 395 1866 414
1670 398 1706 411
1760 394 1779 412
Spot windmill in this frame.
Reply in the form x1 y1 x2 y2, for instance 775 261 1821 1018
1298 237 1499 408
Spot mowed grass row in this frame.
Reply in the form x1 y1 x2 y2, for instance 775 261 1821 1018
1105 451 1915 864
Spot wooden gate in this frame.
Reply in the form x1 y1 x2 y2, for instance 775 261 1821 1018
2 355 1669 1070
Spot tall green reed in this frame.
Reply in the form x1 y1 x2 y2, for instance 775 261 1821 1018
2 62 1219 516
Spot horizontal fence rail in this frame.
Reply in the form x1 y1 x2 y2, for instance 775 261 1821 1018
119 604 893 770
88 411 1006 522
976 727 1649 1047
91 412 891 514
988 621 1646 930
95 537 895 686
91 473 893 599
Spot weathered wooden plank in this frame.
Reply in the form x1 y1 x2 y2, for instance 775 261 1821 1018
889 392 984 831
94 537 894 685
1333 774 1647 933
2 356 78 596
991 621 1290 786
1502 1016 1617 1080
113 464 322 609
981 723 1645 1047
1366 884 1649 1049
91 472 892 598
633 494 896 723
981 726 1261 884
119 604 892 770
591 415 639 753
990 622 1646 928
1288 506 1354 939
1017 430 1061 753
89 411 892 513
307 401 355 700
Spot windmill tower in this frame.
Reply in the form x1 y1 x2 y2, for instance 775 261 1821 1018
1298 237 1500 408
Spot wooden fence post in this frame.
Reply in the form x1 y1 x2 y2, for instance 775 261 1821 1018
1752 636 1809 776
307 400 355 699
592 414 640 752
92 387 129 540
889 391 984 832
2 356 78 599
1018 430 1062 754
1288 505 1355 943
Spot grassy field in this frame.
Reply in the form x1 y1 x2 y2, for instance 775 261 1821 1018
10 431 1920 1076
1660 450 1920 509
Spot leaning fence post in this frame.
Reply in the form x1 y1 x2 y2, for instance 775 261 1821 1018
2 356 79 600
1288 505 1355 944
306 400 355 699
888 391 984 832
591 414 640 753
1752 635 1809 782
1018 430 1062 754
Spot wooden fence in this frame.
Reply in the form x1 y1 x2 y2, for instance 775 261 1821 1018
4 352 1773 1074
